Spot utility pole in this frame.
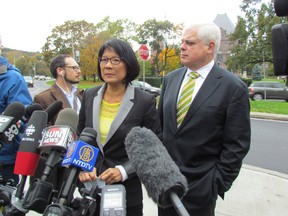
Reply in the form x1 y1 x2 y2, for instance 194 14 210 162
71 32 75 59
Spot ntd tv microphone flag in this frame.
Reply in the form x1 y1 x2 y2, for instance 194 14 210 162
62 139 99 172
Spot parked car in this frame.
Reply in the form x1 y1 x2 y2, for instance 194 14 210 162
131 81 161 97
248 81 288 102
23 75 34 87
38 75 46 80
33 75 40 80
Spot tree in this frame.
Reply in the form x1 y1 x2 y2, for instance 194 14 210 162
226 0 287 75
80 34 106 80
158 48 181 76
136 19 183 76
41 20 96 66
41 18 140 81
95 16 138 43
81 17 138 80
251 63 262 80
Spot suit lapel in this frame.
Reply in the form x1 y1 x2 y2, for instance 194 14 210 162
92 84 134 147
178 65 222 129
92 85 104 151
50 83 71 108
104 84 134 145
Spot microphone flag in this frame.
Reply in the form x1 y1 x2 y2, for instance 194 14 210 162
38 125 76 154
0 102 25 143
62 140 99 172
14 110 48 176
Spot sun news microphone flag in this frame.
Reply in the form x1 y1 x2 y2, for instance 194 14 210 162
14 110 48 176
0 102 25 144
38 108 78 154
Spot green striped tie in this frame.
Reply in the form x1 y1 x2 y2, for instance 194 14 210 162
176 72 199 127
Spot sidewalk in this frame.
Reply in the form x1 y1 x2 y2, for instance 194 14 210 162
144 113 288 216
214 112 288 216
215 165 288 216
142 165 288 216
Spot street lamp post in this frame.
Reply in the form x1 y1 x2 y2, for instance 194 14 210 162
262 50 266 79
13 56 24 67
33 62 36 77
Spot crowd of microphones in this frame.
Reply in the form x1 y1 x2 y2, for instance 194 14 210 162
0 101 103 216
0 99 190 216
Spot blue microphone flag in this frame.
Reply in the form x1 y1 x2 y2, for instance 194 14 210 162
62 140 99 172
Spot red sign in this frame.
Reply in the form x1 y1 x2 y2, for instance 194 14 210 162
138 44 149 61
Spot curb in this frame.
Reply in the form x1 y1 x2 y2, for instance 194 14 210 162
250 112 288 121
242 164 288 180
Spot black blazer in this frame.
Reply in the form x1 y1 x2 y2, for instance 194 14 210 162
77 84 162 208
158 64 251 209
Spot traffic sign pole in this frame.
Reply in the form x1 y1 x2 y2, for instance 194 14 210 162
143 61 146 91
138 44 149 91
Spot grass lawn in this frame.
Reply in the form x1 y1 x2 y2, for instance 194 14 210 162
250 100 288 115
48 79 288 115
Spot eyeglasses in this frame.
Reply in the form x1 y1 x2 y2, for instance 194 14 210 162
98 57 122 65
65 66 81 71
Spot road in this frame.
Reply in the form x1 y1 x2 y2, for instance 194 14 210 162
28 80 50 98
244 118 288 174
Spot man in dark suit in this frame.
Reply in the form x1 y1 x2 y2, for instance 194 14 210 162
32 54 84 194
158 23 251 216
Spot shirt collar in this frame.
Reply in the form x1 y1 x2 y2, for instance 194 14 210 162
186 60 214 79
56 82 77 96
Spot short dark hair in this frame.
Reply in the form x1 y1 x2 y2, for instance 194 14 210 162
50 54 72 78
97 39 140 83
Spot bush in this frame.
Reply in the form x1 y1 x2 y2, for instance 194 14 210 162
241 78 253 86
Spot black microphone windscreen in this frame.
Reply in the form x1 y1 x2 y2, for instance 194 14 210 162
79 127 97 146
125 126 188 208
274 0 288 17
14 110 48 176
45 101 63 123
3 102 25 122
54 108 78 132
25 103 43 118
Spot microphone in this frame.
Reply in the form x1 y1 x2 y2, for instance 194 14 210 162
42 128 99 215
0 102 25 144
274 0 288 17
38 108 78 156
2 111 47 216
44 101 63 124
22 103 43 123
60 127 98 202
15 109 47 177
125 127 189 216
22 108 78 213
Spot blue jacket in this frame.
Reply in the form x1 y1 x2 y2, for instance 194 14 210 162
0 58 32 165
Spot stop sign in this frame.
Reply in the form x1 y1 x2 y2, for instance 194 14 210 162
138 44 149 61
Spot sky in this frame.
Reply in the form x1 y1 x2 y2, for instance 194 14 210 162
0 0 244 52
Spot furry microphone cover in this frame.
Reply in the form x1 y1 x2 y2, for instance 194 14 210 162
125 126 188 208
